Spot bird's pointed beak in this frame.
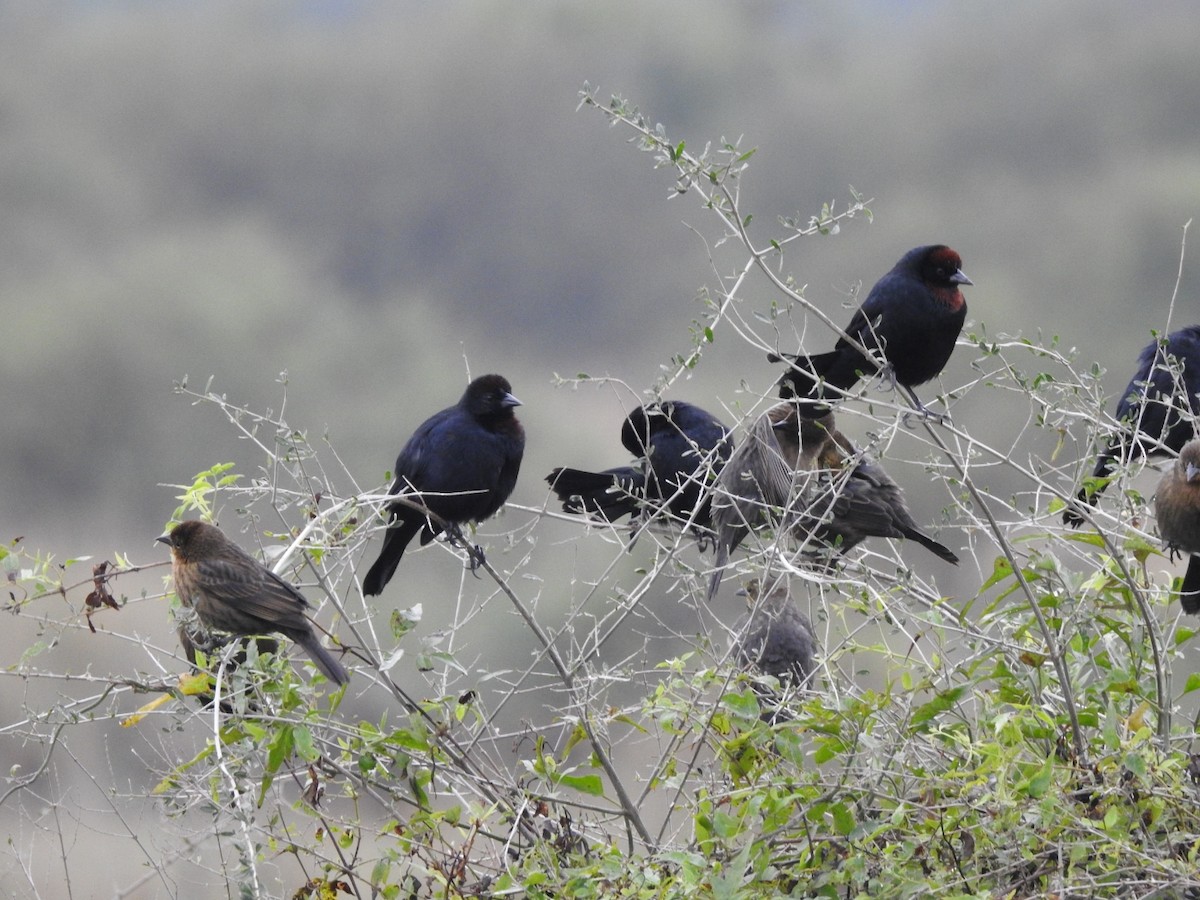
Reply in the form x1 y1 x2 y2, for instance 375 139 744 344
502 392 522 408
156 533 172 547
951 269 973 286
1186 462 1200 483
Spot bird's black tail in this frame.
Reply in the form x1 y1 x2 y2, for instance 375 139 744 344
1065 450 1118 527
768 350 847 412
363 517 424 596
1180 555 1200 615
903 528 959 565
546 467 643 522
296 633 350 685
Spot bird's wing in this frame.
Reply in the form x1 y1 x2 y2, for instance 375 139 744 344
193 556 310 621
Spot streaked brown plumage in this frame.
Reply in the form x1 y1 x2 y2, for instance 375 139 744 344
1154 439 1200 613
708 405 957 599
159 521 349 685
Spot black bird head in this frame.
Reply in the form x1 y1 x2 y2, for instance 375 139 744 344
620 403 674 457
461 374 521 422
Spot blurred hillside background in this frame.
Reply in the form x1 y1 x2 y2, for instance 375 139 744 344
4 0 1197 559
2 1 1199 894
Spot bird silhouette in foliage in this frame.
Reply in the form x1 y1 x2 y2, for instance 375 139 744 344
771 245 971 419
708 404 957 599
1065 325 1200 527
731 579 818 718
1155 439 1200 613
363 374 525 596
546 400 732 539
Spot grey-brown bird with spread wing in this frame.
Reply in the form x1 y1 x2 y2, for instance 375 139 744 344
1154 439 1200 613
708 405 957 598
159 520 349 685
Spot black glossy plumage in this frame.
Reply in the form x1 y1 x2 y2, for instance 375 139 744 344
546 400 732 534
708 405 957 598
1154 439 1200 613
1066 325 1200 526
771 245 971 414
363 374 525 596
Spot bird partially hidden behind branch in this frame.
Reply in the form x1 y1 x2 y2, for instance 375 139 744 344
708 405 958 599
363 374 525 596
732 579 818 723
770 245 971 419
1154 439 1200 613
178 625 279 713
159 521 349 685
546 400 732 540
1065 325 1200 527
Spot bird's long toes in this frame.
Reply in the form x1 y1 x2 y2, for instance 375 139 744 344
902 407 950 429
466 544 487 576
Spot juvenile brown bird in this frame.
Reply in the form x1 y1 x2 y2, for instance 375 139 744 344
732 580 818 688
1066 325 1200 526
771 245 971 418
708 405 957 598
1154 439 1200 613
546 400 732 536
363 374 525 596
159 521 349 684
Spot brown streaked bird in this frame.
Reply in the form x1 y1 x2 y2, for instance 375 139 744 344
159 521 349 685
708 405 957 599
1154 439 1200 613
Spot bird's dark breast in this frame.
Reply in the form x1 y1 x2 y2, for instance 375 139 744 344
885 308 965 387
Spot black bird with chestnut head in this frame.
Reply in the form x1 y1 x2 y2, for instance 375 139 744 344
771 245 971 418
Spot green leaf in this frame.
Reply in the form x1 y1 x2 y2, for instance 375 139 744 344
1024 757 1053 798
555 773 605 797
910 686 965 727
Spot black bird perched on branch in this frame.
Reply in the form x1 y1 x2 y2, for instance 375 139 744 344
159 521 349 685
546 400 732 537
1065 325 1200 527
1154 439 1200 613
732 579 818 691
770 245 971 417
363 374 525 596
708 405 958 599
